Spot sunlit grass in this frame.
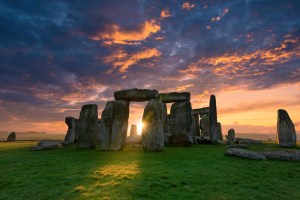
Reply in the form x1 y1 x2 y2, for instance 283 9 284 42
0 142 299 199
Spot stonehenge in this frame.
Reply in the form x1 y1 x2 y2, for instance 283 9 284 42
7 132 16 142
277 109 297 147
64 117 77 145
76 104 98 149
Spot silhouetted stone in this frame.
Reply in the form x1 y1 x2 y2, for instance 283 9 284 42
142 98 165 151
77 104 98 149
227 129 235 143
191 114 199 144
31 141 63 151
7 132 16 142
164 115 172 144
130 124 137 136
99 100 129 151
209 95 218 144
217 122 223 140
277 109 297 148
192 107 210 115
239 139 262 144
261 150 300 161
225 148 266 160
114 88 158 102
126 135 142 144
200 114 210 138
64 117 77 145
227 144 249 149
193 114 200 137
158 92 190 103
170 101 193 146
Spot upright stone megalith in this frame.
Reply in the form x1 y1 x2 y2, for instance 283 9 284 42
7 132 16 142
77 104 98 149
99 100 130 151
209 95 218 144
170 101 193 146
64 117 77 144
277 109 297 147
142 98 165 151
130 124 137 136
217 122 223 140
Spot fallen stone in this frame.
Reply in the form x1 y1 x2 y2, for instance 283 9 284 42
227 144 249 149
209 95 218 144
170 101 193 146
130 124 137 136
7 132 16 142
114 88 158 102
77 104 98 149
277 109 297 148
64 117 77 145
99 100 129 151
225 148 267 160
142 98 165 151
158 92 190 103
218 140 226 144
31 141 63 151
261 150 300 161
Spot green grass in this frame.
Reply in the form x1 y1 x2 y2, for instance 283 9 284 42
0 142 299 200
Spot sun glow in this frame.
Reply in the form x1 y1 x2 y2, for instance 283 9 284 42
137 122 144 135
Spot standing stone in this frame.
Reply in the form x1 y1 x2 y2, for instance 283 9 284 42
209 95 218 144
277 109 297 147
200 113 210 138
114 88 158 101
64 117 77 144
97 119 102 142
7 132 16 142
142 98 165 151
217 122 223 140
170 101 193 146
193 114 200 137
164 115 172 144
130 125 137 136
226 129 235 144
99 100 129 151
76 104 98 149
191 114 198 144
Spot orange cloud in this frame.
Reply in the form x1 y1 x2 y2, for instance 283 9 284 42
176 84 194 91
103 48 161 73
91 20 160 45
160 8 171 18
182 2 196 10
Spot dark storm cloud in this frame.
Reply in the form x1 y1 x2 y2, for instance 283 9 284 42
0 0 299 129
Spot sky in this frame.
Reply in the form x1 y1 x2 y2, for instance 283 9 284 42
0 0 299 135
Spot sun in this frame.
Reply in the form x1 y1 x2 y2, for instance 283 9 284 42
137 122 144 135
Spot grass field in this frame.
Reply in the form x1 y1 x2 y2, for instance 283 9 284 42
0 142 299 200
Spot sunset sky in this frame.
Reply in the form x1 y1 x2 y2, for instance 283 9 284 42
0 0 299 135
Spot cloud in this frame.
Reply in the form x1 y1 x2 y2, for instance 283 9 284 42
182 2 196 10
103 48 161 73
91 20 161 45
160 8 171 19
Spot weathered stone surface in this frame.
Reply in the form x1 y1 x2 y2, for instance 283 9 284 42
64 117 77 145
130 124 137 136
191 114 199 144
126 135 142 144
77 104 98 149
227 129 235 142
142 98 165 151
99 100 129 151
227 144 249 149
31 141 63 151
277 109 297 148
200 114 210 138
164 115 172 144
170 101 193 146
225 148 267 160
217 122 223 140
192 107 210 115
114 88 158 102
193 114 200 137
97 119 102 142
158 92 190 103
261 150 300 161
7 132 16 142
209 95 218 144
